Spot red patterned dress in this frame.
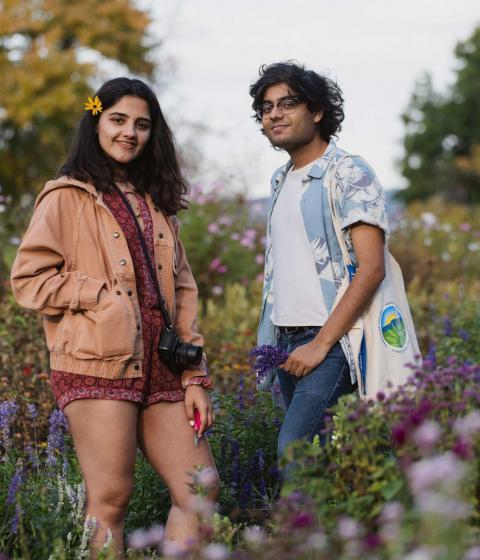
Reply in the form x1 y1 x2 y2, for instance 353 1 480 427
50 187 186 410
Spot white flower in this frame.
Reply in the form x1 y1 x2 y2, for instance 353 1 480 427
128 529 150 550
188 494 216 517
379 501 404 524
402 547 435 560
243 525 266 546
464 546 480 560
337 516 361 540
454 411 480 439
413 421 442 451
416 491 471 519
407 452 466 494
305 532 327 550
197 467 218 488
162 539 185 558
202 543 229 560
420 212 437 229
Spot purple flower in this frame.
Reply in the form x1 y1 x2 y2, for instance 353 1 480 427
46 410 68 467
27 404 38 419
452 437 473 460
1 401 18 455
391 422 408 446
291 511 316 529
249 345 289 383
10 503 22 535
363 533 382 550
7 466 23 505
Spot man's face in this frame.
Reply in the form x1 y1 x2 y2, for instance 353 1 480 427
260 83 322 153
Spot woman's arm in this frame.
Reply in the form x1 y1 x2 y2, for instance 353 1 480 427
11 189 105 316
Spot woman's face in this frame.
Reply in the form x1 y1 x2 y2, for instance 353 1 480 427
97 95 151 165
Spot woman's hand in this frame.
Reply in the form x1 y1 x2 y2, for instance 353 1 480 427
184 385 214 439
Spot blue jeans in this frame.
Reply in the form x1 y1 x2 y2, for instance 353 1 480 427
275 326 354 458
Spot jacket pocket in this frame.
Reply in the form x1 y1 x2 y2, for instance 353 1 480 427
54 286 136 361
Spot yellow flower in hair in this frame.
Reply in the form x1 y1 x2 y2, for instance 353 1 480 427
84 95 103 115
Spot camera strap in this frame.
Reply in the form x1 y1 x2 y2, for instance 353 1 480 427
111 184 174 331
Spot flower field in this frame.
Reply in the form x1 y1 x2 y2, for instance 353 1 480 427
1 187 479 559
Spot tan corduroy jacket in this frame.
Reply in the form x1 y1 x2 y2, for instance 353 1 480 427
11 177 207 387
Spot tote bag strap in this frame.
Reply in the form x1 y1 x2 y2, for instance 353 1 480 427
326 155 355 268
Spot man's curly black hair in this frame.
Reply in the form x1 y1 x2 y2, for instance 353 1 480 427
249 61 345 142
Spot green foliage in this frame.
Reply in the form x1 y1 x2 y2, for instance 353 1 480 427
281 394 403 530
399 26 480 203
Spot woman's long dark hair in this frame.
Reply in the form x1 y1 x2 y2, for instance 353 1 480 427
58 77 188 214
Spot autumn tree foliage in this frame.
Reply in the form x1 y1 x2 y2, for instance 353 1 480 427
0 0 156 202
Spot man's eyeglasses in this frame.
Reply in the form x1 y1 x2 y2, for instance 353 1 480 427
255 96 305 119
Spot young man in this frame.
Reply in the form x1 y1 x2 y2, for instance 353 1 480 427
250 62 388 457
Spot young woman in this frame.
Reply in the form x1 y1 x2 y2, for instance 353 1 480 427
11 77 218 557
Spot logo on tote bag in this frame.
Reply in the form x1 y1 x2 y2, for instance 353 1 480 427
379 304 409 351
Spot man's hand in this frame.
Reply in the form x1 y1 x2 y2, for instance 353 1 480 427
280 340 330 378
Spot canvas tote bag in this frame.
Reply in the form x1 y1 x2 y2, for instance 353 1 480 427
327 157 421 399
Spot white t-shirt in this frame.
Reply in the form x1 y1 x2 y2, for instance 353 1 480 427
270 162 329 326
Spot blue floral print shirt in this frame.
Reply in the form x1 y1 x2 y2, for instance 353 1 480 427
257 140 389 389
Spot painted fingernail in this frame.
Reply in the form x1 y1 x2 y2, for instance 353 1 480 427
189 420 194 426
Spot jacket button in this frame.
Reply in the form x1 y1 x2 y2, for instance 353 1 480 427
157 264 162 270
113 232 120 238
116 290 121 295
120 259 127 266
127 289 132 296
158 233 164 239
134 364 140 370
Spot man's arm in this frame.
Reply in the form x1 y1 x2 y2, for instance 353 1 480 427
281 222 385 377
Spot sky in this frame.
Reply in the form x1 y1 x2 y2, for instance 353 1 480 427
142 0 479 198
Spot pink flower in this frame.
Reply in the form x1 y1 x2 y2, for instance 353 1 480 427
230 232 240 241
413 420 441 452
240 238 255 249
208 223 220 234
209 258 222 271
255 254 264 265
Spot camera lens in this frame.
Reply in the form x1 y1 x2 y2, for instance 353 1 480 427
178 343 203 366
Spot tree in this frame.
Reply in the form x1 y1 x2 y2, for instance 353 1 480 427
399 26 480 203
0 0 156 203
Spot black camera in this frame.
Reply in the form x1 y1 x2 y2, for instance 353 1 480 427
158 327 203 375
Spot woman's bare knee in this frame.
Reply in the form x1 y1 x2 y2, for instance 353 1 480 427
87 482 134 526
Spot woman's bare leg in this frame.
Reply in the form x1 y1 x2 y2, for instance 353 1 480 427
64 400 139 558
138 401 219 547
